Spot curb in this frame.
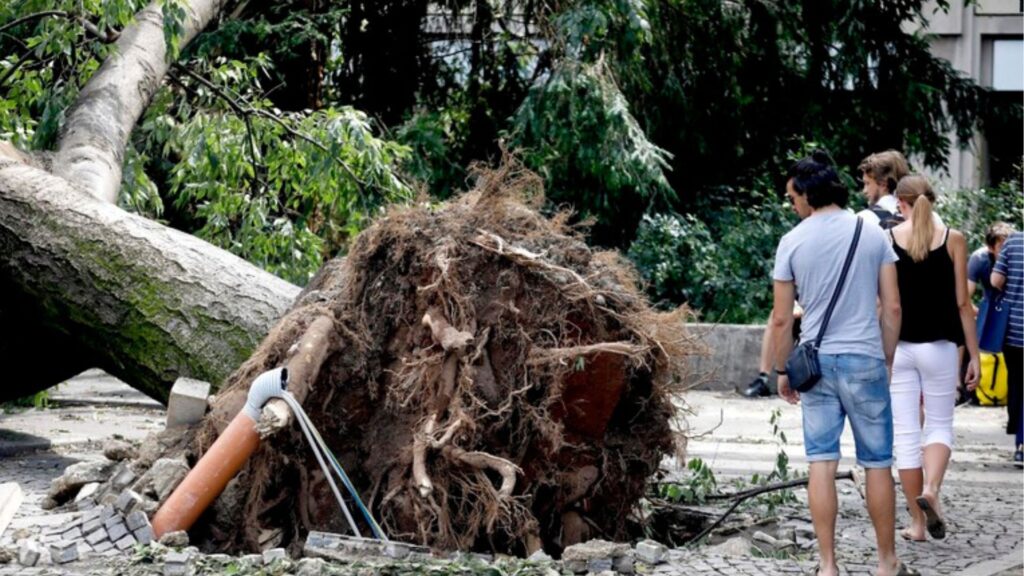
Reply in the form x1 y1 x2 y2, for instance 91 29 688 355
959 545 1024 576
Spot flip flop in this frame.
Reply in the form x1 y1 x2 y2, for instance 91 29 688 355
915 495 946 540
895 560 921 575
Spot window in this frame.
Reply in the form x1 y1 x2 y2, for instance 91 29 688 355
992 39 1023 91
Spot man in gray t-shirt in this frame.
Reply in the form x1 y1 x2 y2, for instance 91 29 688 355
769 152 908 576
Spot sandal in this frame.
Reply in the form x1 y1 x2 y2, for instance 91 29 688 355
895 560 921 575
915 495 947 539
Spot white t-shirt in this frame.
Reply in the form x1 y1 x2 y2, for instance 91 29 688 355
856 195 899 226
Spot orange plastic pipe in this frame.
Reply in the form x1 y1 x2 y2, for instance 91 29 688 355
151 412 260 538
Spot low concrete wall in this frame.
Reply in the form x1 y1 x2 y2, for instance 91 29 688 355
684 323 773 392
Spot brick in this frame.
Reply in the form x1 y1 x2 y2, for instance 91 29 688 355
85 527 108 545
104 514 125 531
61 526 83 541
49 540 79 564
98 504 117 521
166 377 210 428
126 510 149 532
115 534 137 551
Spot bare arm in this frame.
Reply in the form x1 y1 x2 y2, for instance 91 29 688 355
878 263 901 369
950 232 980 385
771 280 797 404
992 269 1007 291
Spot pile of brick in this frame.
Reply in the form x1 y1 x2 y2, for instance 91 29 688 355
18 493 155 567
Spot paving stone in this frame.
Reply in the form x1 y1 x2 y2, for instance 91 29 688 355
106 522 128 542
587 557 614 572
110 464 137 489
85 527 107 546
262 547 287 564
125 510 149 532
134 525 155 545
114 489 143 514
98 504 117 521
114 534 137 551
17 540 41 567
82 517 103 534
92 540 114 553
60 527 82 541
48 540 78 564
635 539 668 565
163 550 191 576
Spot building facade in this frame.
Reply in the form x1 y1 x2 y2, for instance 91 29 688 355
920 0 1022 189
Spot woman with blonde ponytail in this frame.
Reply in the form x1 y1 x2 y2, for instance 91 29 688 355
887 174 981 542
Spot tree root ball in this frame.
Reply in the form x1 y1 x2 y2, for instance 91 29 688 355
190 161 698 556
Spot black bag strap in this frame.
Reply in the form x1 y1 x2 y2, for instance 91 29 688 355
814 218 864 349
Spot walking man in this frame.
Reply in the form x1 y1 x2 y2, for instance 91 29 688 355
771 152 913 576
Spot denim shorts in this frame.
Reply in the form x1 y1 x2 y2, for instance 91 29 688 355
801 353 893 468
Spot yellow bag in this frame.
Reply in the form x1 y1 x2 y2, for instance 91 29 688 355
976 352 1008 406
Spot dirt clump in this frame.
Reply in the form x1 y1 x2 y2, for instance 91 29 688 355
180 161 697 557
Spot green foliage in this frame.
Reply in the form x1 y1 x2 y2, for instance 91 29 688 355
1 390 49 411
629 186 797 323
658 456 718 505
749 407 800 514
509 59 674 245
395 107 470 200
161 0 187 62
0 0 145 148
936 174 1024 251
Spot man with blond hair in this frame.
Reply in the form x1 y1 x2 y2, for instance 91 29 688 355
857 150 909 229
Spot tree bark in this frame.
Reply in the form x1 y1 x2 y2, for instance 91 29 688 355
53 0 226 202
0 159 299 402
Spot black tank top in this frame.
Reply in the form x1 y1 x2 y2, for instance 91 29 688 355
891 228 965 345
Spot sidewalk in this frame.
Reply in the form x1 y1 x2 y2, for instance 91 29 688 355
1 372 1021 575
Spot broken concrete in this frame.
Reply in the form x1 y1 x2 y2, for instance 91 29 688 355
17 539 40 567
0 484 22 539
47 461 113 503
166 378 210 428
103 439 137 462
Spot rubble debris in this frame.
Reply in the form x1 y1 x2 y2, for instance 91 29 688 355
704 536 750 557
634 539 668 564
49 539 79 564
167 378 211 428
562 539 633 573
0 482 23 538
47 461 113 504
103 439 137 462
163 549 192 576
261 547 287 564
17 539 41 566
159 530 189 548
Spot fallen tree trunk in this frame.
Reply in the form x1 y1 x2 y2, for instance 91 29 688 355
0 159 299 402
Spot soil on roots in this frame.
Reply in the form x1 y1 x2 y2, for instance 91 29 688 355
189 161 697 557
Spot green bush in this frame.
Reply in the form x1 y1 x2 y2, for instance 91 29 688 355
936 176 1024 251
629 187 796 324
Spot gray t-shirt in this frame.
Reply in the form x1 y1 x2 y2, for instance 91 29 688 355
773 210 898 359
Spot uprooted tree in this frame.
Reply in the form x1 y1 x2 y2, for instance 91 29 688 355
0 0 697 556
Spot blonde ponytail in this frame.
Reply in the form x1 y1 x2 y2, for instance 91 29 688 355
896 174 937 262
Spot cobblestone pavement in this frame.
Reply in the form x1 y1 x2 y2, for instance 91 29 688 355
1 374 1021 575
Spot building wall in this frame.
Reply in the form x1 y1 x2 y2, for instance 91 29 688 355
918 1 1022 190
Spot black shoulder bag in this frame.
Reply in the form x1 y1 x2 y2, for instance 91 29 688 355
785 218 864 393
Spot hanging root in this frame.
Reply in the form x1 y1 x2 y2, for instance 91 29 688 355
442 446 522 498
257 314 336 437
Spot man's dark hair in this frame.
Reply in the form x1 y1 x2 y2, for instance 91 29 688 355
787 150 848 209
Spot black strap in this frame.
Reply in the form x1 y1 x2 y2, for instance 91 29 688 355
814 218 864 349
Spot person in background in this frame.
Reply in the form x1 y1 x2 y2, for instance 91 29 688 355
991 231 1024 467
887 175 980 542
738 305 802 398
857 150 910 229
968 222 1014 312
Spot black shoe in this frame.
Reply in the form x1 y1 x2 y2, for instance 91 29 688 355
1014 446 1023 469
739 376 773 398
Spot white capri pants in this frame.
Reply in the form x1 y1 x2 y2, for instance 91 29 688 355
890 340 958 470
